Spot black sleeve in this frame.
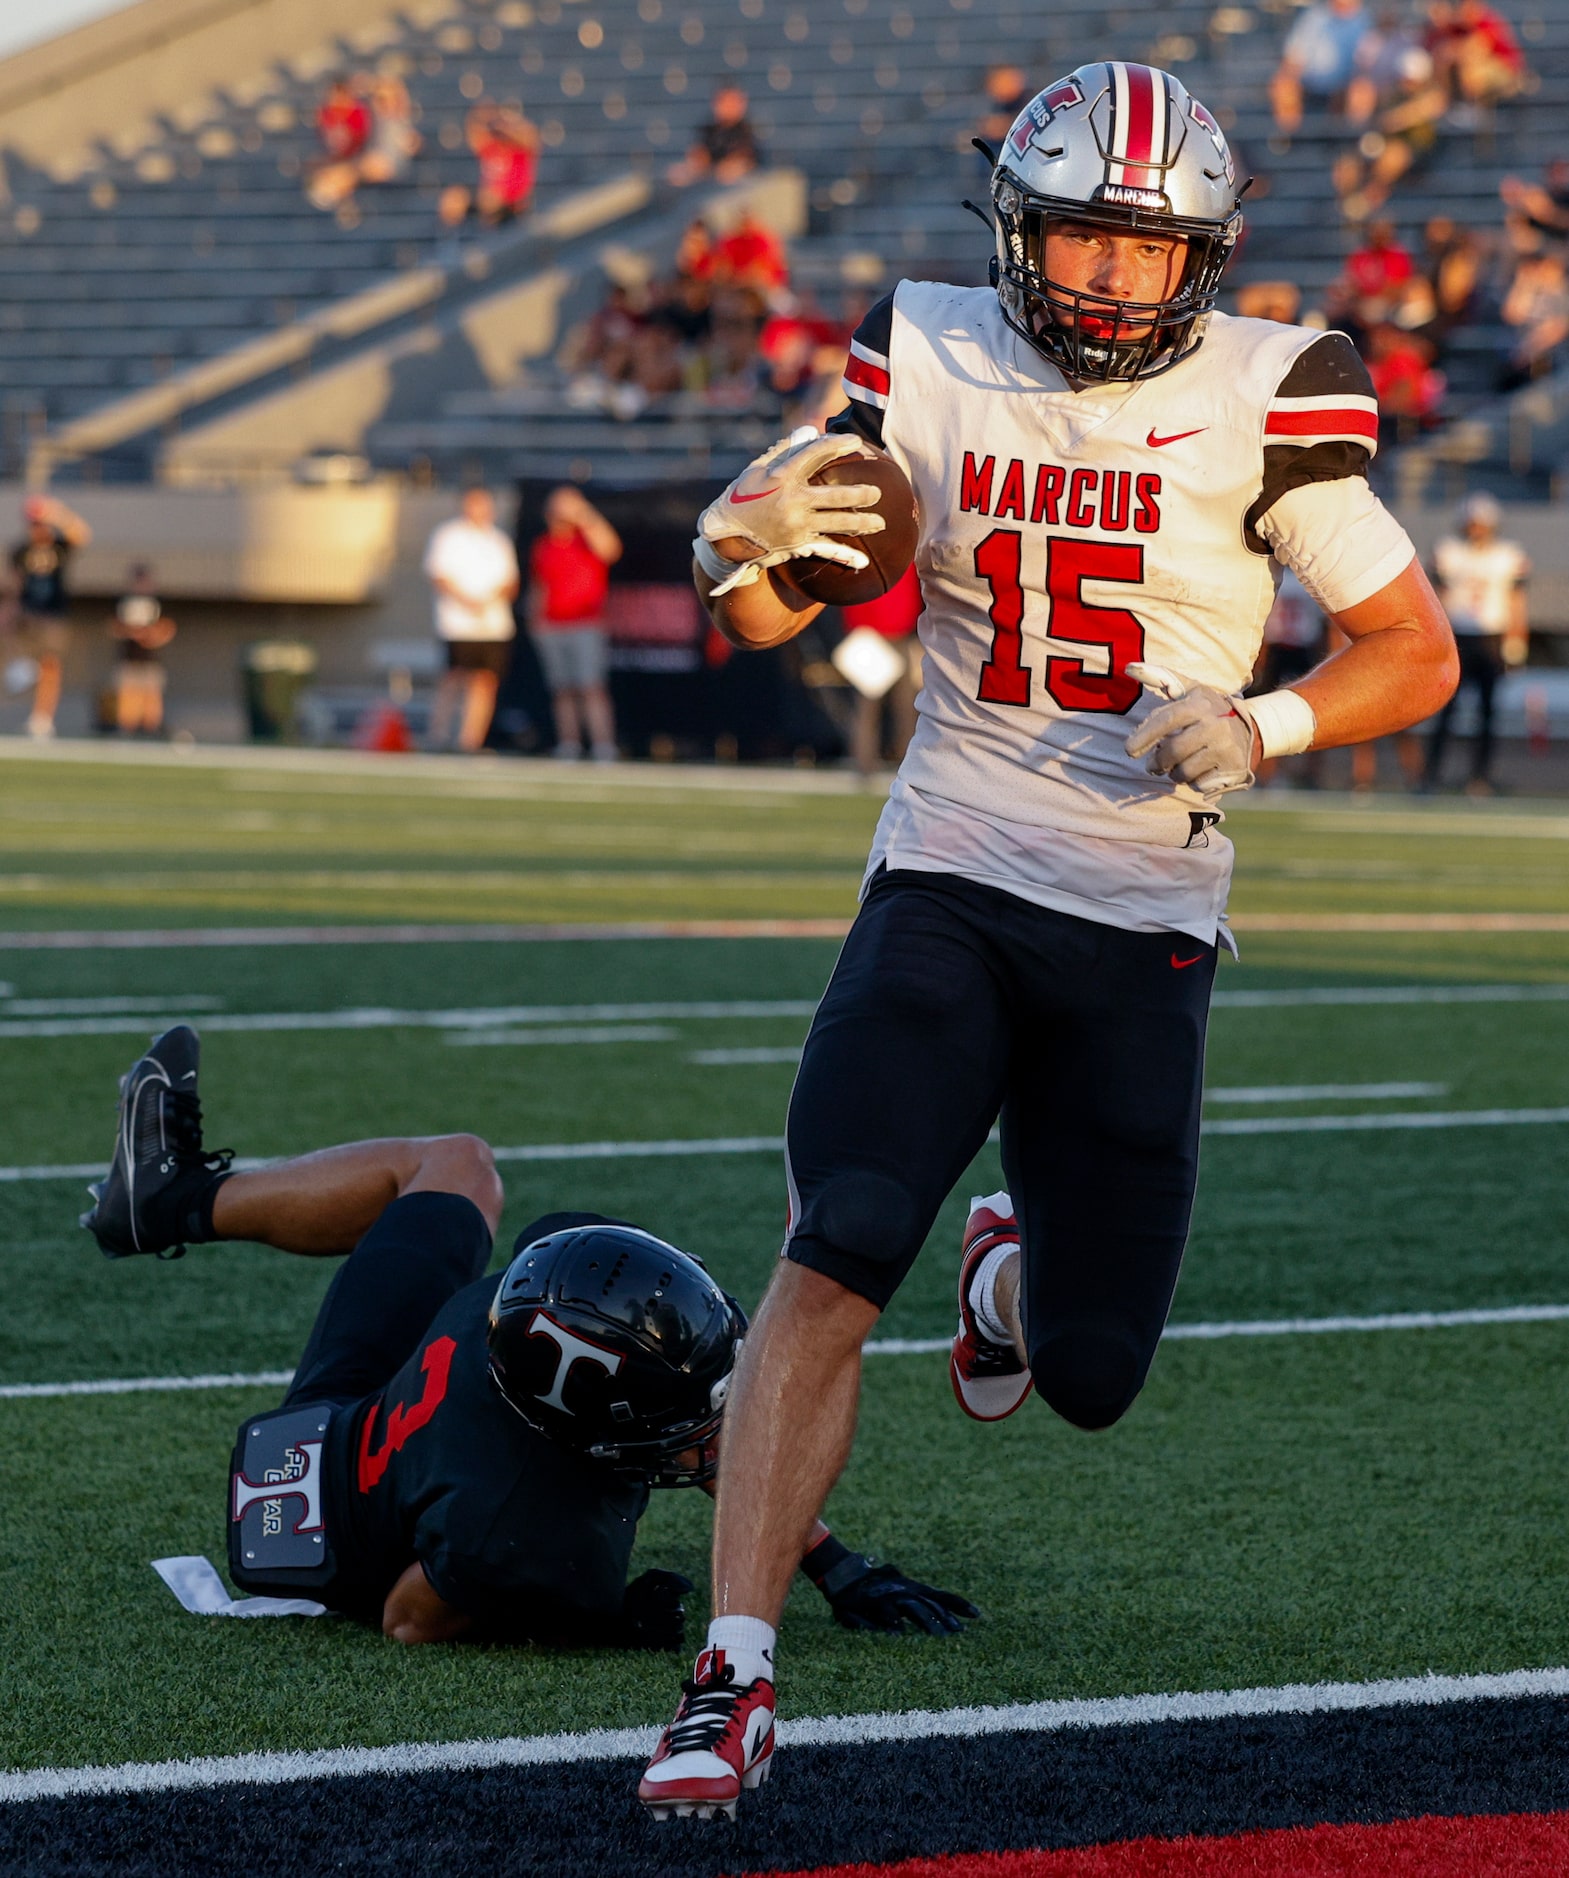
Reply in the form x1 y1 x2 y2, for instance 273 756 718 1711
826 289 895 449
1244 331 1377 554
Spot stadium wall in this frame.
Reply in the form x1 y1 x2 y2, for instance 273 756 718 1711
0 0 411 177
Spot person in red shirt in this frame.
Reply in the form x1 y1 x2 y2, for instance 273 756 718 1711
439 103 540 229
1430 0 1525 105
712 211 789 294
317 78 371 162
840 564 923 774
1366 322 1445 427
527 487 623 761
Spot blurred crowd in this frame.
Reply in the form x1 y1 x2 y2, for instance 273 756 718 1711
1252 0 1564 430
560 228 860 426
307 72 539 229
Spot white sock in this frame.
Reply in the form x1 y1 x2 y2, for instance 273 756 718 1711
970 1241 1018 1347
704 1615 776 1687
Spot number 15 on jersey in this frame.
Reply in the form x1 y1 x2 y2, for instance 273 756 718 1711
974 530 1147 716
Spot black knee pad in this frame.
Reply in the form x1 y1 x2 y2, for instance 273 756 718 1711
797 1169 924 1269
1029 1323 1144 1431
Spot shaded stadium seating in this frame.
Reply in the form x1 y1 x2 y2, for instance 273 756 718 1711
1 0 1565 494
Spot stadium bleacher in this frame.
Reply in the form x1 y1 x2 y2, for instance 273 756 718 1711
0 0 1566 496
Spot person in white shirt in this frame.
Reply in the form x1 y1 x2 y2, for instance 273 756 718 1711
423 488 521 752
1422 492 1529 795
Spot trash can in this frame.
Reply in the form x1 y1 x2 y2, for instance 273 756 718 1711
243 641 318 743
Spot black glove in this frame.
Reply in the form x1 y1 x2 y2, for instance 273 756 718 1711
802 1534 980 1636
618 1569 693 1652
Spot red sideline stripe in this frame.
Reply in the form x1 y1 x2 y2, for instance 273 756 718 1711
771 1810 1569 1877
845 353 891 396
1265 408 1379 439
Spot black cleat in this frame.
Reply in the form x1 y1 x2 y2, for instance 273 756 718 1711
81 1026 233 1260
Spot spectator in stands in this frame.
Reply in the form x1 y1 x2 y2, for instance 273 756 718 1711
974 64 1032 151
1252 571 1325 787
309 73 421 210
1422 492 1529 795
710 209 789 295
3 495 91 740
424 487 520 752
667 86 762 188
527 487 623 763
841 565 923 775
1270 0 1370 137
1499 248 1569 387
1422 216 1485 331
1327 219 1414 336
1235 281 1303 323
107 563 176 739
1427 0 1526 115
439 103 540 229
1500 158 1569 246
758 291 846 401
1346 6 1427 123
1332 47 1446 221
1366 322 1446 432
315 76 371 167
674 218 717 281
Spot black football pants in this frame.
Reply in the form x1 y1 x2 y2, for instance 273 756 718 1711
783 867 1216 1430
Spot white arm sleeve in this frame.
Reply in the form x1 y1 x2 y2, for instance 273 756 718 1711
1256 478 1416 617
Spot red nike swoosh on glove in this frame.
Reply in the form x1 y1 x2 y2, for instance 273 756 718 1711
1147 427 1207 448
731 487 780 502
1171 952 1207 969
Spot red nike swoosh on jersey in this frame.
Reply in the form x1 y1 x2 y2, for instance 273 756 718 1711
1170 952 1207 969
1147 427 1208 448
731 487 780 502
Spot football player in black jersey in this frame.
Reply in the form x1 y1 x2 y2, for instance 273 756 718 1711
81 1027 976 1655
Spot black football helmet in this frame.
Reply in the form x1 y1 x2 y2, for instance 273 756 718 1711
487 1220 746 1488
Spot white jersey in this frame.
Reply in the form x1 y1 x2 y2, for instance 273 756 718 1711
832 283 1411 942
1432 534 1529 636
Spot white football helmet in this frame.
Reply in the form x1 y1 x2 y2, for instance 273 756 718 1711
991 62 1244 383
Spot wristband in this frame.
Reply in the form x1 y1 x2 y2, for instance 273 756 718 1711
801 1531 859 1590
1240 687 1316 758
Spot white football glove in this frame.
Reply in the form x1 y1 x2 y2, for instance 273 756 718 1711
1124 661 1258 799
697 427 886 596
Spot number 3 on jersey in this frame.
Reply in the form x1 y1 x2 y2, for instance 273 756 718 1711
975 529 1145 715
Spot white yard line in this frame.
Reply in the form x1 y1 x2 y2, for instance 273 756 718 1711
0 999 821 1040
5 914 1569 950
1203 1106 1569 1135
1211 984 1569 1008
6 1664 1569 1802
691 1046 805 1065
0 985 1565 1038
6 1104 1569 1188
0 996 226 1017
0 922 856 950
1205 1082 1447 1103
0 1371 293 1400
11 1302 1569 1400
444 1027 677 1047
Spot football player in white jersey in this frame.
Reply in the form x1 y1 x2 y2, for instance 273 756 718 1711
639 61 1458 1821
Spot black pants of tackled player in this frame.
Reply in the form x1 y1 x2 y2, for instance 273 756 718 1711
784 868 1216 1431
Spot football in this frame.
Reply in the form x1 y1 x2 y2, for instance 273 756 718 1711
782 450 920 608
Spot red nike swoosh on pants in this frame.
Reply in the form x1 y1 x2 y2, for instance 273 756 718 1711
1171 952 1207 969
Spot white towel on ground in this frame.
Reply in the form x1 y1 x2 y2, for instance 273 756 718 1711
153 1554 330 1619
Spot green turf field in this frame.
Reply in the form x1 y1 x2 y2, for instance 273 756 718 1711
4 748 1569 1778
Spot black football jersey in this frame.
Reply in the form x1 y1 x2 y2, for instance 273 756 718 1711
319 1277 650 1633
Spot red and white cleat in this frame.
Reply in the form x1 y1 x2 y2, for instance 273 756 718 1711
638 1648 776 1821
950 1189 1033 1422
